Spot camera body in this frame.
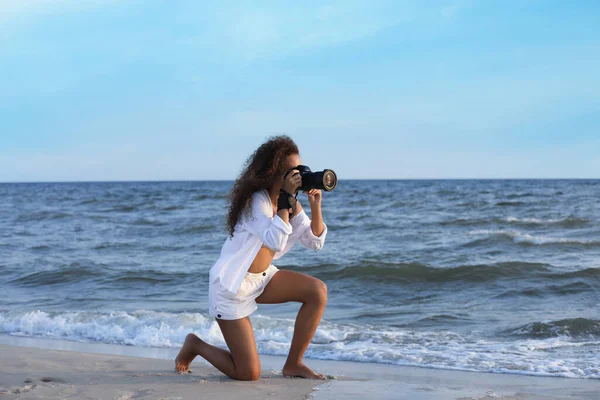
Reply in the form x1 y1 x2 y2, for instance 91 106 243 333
285 165 337 192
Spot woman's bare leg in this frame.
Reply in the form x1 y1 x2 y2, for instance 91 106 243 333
255 270 328 379
175 316 261 381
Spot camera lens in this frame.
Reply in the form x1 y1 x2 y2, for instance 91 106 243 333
322 170 337 191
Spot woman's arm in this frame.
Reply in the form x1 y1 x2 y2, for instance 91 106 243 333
306 189 324 237
277 208 290 224
245 172 301 252
289 189 327 251
244 191 292 252
308 199 324 237
291 189 324 233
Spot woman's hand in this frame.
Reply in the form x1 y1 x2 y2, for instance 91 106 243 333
282 169 301 194
303 188 322 207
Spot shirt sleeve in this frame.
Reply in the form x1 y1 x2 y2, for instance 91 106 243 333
242 190 293 252
289 209 327 251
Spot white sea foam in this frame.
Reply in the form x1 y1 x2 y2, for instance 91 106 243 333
503 216 590 227
0 310 598 379
468 229 600 245
505 216 560 224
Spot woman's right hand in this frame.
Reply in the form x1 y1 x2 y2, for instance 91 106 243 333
282 169 301 194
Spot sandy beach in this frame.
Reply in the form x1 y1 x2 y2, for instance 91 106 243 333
0 336 598 400
0 341 318 400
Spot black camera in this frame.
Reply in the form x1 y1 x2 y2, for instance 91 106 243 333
284 165 337 192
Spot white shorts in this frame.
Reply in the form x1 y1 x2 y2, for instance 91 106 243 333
209 264 279 320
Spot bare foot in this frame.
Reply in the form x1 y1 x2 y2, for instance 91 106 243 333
175 333 202 373
282 362 327 380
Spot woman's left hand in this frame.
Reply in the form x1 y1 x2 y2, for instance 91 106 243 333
303 188 322 206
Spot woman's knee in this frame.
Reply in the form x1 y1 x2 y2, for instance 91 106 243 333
308 279 327 306
235 364 261 381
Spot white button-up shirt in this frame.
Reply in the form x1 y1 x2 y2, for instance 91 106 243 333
209 188 328 294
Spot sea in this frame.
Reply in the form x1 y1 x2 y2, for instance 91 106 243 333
1 180 598 379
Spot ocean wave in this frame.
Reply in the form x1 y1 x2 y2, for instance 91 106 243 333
505 193 535 199
455 201 488 208
439 218 493 226
177 223 217 234
552 268 600 280
162 205 185 211
466 230 600 247
79 198 99 205
7 262 106 287
15 211 73 222
30 245 51 251
503 318 600 339
107 270 192 285
504 216 591 228
302 261 599 287
0 310 597 379
100 201 158 213
132 218 168 226
407 313 472 327
7 264 201 287
493 281 596 298
0 310 205 348
305 261 551 283
93 241 138 250
103 205 139 213
147 244 189 251
191 194 228 201
439 215 590 228
495 201 526 206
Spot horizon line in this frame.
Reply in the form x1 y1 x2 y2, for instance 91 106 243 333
1 178 599 184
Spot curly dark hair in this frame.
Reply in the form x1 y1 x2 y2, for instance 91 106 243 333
226 135 299 237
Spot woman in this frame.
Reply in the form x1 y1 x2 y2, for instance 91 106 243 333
175 135 329 381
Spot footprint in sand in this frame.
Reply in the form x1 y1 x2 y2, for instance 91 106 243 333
10 384 38 394
125 372 183 378
9 377 70 394
24 377 68 384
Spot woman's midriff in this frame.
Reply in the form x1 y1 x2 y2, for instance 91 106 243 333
247 206 279 274
247 245 275 273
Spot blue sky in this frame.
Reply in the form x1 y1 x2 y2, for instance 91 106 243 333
1 0 599 181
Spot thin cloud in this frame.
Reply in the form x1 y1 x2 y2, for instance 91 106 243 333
176 1 425 62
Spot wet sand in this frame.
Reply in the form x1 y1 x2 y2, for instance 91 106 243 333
0 336 598 399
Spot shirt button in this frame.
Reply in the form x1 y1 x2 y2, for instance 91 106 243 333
262 272 266 276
